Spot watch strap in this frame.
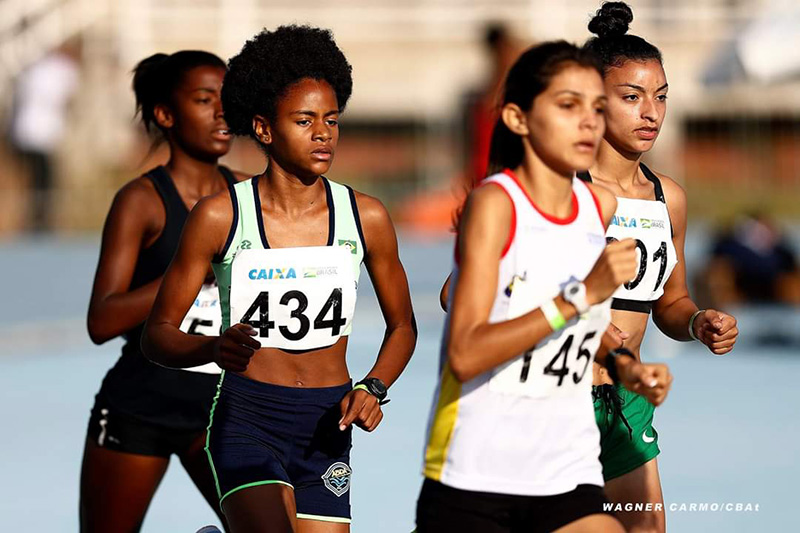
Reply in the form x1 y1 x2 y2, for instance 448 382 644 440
354 378 390 405
605 347 635 383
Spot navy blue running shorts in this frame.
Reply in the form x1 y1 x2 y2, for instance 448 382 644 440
206 372 353 524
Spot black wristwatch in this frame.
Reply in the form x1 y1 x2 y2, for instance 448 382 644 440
355 377 390 405
605 347 635 384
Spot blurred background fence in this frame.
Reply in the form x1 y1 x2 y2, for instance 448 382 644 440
1 0 799 235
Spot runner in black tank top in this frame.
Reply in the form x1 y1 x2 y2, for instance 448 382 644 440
93 165 235 430
81 51 246 533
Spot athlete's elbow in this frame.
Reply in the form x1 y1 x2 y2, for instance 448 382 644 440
410 314 419 343
87 330 109 346
447 344 477 383
140 324 163 364
86 314 113 345
386 316 418 350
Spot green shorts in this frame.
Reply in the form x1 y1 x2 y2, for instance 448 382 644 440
593 384 660 482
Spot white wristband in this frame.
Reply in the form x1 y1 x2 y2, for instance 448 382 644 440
688 309 704 341
541 299 566 331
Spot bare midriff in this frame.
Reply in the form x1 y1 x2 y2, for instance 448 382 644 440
238 336 351 388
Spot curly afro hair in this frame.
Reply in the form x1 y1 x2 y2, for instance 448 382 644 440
222 25 353 142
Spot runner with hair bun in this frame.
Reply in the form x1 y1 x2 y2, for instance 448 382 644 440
581 3 739 532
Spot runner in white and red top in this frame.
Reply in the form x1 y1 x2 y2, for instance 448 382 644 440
416 40 673 533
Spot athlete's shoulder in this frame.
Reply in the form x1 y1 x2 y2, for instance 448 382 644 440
121 172 157 194
653 171 687 207
191 183 235 226
472 175 516 205
350 189 391 229
112 174 160 214
460 177 515 225
583 181 617 227
346 189 396 257
454 178 514 242
454 178 514 259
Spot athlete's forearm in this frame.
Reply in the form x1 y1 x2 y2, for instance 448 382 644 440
362 318 417 388
448 296 578 383
87 278 162 345
141 321 217 368
653 295 698 342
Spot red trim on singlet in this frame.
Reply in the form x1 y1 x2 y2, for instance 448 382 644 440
454 181 516 264
502 168 579 225
582 180 605 228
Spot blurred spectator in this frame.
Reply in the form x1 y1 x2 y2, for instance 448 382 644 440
461 23 520 186
8 40 80 232
698 212 800 307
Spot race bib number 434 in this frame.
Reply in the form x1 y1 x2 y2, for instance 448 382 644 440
229 247 357 351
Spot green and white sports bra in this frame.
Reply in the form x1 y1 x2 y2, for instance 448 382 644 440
212 176 365 350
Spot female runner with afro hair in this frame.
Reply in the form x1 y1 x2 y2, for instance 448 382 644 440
143 25 417 532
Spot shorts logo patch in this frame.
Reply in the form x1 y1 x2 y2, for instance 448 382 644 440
642 429 655 444
321 462 352 497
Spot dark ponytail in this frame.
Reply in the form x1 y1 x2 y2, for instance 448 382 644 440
584 2 662 73
486 41 602 174
132 53 169 133
132 50 226 133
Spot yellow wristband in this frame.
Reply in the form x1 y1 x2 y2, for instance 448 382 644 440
352 383 370 394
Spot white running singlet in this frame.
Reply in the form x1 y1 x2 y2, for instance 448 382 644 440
423 169 611 496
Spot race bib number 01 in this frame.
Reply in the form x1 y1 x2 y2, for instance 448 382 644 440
229 247 356 351
607 236 669 295
489 277 610 398
179 282 222 374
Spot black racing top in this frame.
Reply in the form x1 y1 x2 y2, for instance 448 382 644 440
95 165 236 430
576 162 665 202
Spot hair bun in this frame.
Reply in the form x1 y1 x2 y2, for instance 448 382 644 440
588 2 633 39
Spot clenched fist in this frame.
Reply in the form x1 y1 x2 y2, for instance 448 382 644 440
212 323 261 372
585 238 638 305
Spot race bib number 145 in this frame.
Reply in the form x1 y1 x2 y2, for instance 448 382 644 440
489 277 610 398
